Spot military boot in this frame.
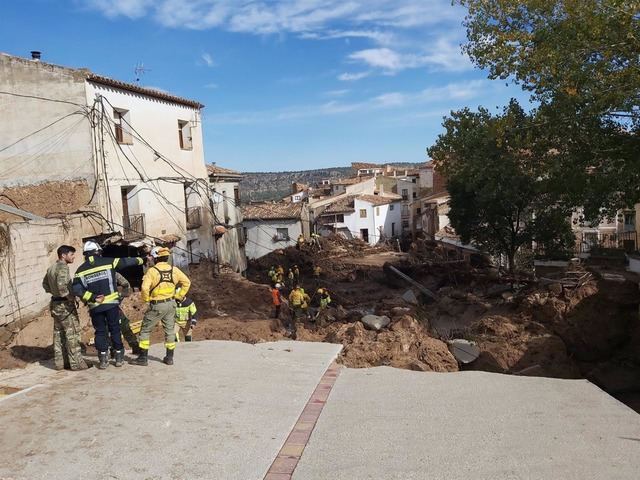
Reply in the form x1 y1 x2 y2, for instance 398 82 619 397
163 349 174 366
131 342 143 355
114 350 125 367
133 349 148 366
98 352 109 370
71 359 91 371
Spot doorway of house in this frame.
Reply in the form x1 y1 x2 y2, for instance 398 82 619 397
360 228 369 243
187 239 200 264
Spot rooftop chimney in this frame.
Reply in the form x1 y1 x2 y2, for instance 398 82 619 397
30 51 41 61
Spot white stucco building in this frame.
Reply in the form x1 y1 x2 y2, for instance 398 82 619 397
242 202 311 259
318 194 402 245
0 52 214 271
0 52 216 331
208 164 247 273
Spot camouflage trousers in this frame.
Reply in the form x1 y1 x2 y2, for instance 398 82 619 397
51 301 87 370
108 310 138 350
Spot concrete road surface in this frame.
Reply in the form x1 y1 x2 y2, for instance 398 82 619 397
0 340 341 480
293 368 640 480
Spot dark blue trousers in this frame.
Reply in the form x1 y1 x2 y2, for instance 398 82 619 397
91 307 123 353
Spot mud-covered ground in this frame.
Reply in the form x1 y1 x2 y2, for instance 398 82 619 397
2 237 640 412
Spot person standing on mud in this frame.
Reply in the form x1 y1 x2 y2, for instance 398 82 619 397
271 283 283 319
42 245 89 371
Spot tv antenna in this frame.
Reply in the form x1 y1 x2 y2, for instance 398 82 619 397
134 62 151 83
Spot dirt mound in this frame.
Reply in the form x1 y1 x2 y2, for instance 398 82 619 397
469 315 580 378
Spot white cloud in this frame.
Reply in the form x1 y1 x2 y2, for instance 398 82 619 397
374 92 406 107
204 83 219 89
82 0 153 18
324 89 350 97
200 52 215 67
338 71 371 82
349 48 406 71
205 79 491 125
299 29 395 46
82 0 463 35
348 42 471 74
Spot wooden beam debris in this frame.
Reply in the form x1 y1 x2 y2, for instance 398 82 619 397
387 265 438 301
0 204 44 221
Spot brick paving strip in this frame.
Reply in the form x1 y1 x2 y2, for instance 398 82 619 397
264 361 342 480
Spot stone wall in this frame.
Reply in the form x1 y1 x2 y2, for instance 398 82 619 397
0 215 102 344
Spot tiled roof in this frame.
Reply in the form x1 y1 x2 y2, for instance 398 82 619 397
207 164 242 178
422 190 450 202
242 202 303 220
333 176 368 186
87 74 204 109
358 194 401 206
322 196 355 214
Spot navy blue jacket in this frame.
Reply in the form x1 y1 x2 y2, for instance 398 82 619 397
72 255 143 313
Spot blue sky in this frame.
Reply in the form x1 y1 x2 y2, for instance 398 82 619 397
1 0 530 172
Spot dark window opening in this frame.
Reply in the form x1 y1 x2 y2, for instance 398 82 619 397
101 244 145 289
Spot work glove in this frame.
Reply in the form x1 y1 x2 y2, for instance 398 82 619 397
191 319 197 327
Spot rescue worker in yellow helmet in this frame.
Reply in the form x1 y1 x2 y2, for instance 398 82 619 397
296 234 305 250
134 247 191 366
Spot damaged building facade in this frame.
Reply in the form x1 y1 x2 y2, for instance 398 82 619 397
208 165 247 273
0 52 214 332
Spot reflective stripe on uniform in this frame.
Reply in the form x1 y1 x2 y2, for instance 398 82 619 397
74 264 112 278
82 291 93 302
88 292 120 309
165 341 176 350
139 339 150 350
112 258 120 268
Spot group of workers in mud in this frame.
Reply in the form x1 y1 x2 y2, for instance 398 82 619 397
268 262 332 338
42 242 198 371
43 232 332 370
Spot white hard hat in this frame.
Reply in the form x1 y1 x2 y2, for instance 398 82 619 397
83 240 102 253
275 283 282 289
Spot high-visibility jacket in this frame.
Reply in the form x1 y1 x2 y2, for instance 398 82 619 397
72 255 144 313
289 289 305 306
271 288 282 306
175 298 197 326
320 294 331 309
141 262 191 303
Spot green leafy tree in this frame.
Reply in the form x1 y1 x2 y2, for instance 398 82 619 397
459 0 639 117
458 0 640 221
428 100 573 271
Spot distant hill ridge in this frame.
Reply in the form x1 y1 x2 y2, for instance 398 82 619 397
240 163 423 202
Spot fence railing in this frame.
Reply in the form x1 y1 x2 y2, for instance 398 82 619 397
123 214 145 240
186 206 203 230
579 230 637 253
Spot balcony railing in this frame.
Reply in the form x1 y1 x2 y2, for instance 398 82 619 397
186 206 203 230
123 214 145 240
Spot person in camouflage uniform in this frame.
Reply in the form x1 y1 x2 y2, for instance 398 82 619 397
88 267 173 357
112 272 142 355
42 245 89 371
